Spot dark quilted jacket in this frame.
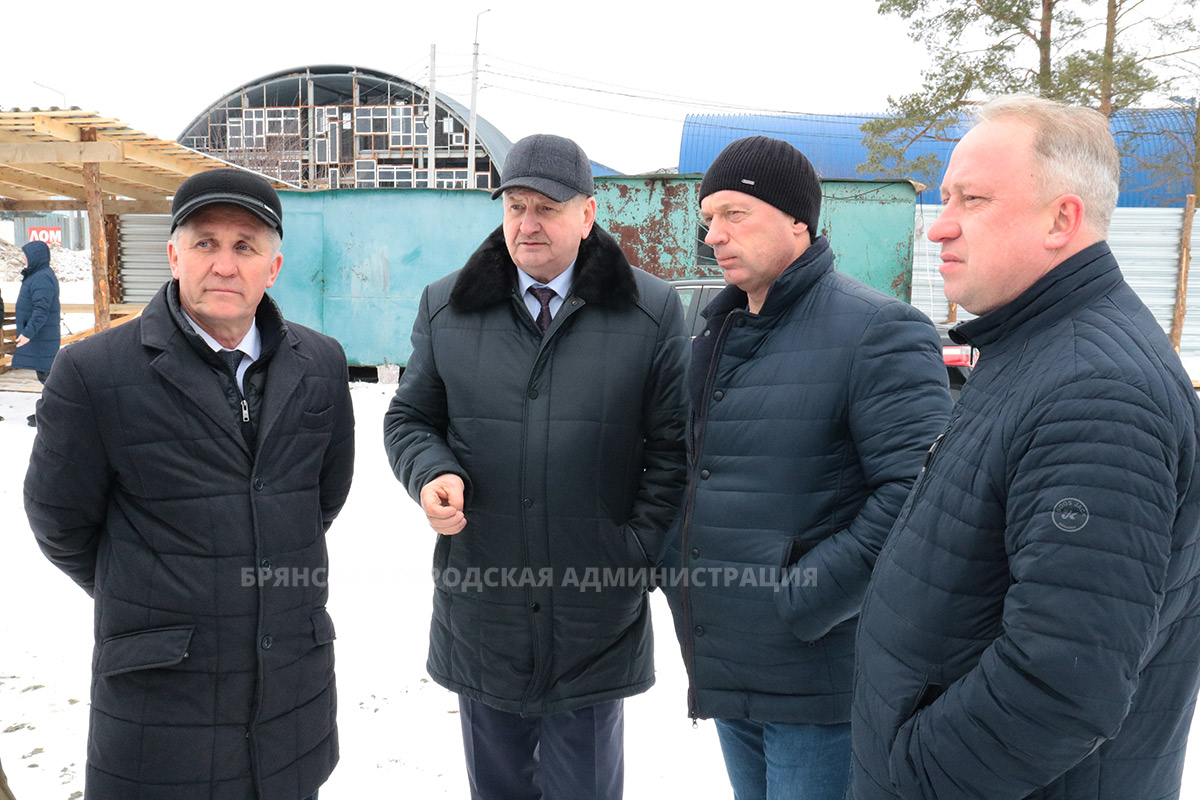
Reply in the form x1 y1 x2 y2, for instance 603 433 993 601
663 237 952 724
384 224 688 715
25 281 355 799
13 240 60 373
850 242 1200 800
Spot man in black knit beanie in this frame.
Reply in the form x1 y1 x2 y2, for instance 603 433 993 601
661 136 951 800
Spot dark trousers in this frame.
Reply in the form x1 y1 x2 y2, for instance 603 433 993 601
458 695 624 800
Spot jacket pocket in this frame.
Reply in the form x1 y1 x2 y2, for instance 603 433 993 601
782 537 816 569
311 607 337 645
301 405 335 428
907 664 946 718
95 625 195 679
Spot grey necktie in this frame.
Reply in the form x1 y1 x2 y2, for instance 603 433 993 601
529 287 556 335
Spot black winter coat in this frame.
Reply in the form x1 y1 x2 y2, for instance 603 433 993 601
850 243 1200 800
384 224 688 715
25 281 355 799
663 237 952 724
13 240 60 373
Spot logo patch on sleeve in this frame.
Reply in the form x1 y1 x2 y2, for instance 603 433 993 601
1051 498 1089 532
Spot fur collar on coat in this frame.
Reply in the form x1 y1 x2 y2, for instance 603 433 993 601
450 223 639 312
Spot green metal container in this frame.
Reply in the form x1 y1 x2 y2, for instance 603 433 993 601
272 176 916 366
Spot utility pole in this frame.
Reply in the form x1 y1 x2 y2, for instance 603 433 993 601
469 9 490 189
428 44 437 188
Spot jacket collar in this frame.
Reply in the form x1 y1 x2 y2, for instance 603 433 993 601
449 223 638 312
140 281 301 453
144 279 289 366
702 235 834 321
952 241 1122 352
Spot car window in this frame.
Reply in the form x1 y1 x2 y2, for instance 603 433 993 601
673 287 700 335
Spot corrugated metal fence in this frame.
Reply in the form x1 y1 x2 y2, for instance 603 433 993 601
117 214 172 302
913 205 1200 356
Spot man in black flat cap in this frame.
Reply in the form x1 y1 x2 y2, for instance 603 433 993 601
660 136 951 800
25 168 355 800
385 133 688 800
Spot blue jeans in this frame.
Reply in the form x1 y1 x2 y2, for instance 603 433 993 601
714 719 851 800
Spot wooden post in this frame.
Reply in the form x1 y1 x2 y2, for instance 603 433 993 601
81 128 111 332
104 214 121 303
1170 194 1197 352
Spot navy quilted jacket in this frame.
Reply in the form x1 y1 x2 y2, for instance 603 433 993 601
13 240 60 373
663 237 952 723
850 242 1200 799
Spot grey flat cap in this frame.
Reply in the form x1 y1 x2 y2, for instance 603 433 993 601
491 134 594 202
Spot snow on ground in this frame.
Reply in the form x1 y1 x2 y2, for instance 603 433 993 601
2 306 1200 798
0 383 729 799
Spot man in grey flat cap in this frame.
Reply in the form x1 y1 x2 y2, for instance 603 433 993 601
385 134 688 799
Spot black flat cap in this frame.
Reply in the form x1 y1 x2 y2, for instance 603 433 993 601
171 168 284 238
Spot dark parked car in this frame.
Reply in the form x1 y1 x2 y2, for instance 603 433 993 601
671 277 974 393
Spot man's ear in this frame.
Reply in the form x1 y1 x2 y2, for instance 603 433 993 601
579 195 597 240
1045 194 1086 250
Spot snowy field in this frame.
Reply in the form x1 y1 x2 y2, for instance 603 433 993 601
1 280 1199 799
0 383 729 799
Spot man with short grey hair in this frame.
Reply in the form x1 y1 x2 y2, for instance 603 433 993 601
26 168 355 800
849 94 1200 799
385 133 688 800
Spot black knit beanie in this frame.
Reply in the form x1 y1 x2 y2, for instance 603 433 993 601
699 136 821 232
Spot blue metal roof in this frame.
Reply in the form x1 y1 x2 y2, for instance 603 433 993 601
679 109 1195 207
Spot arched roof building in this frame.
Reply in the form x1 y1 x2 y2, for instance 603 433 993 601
179 64 513 191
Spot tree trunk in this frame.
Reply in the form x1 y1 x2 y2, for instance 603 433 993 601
1039 0 1055 95
1099 0 1118 115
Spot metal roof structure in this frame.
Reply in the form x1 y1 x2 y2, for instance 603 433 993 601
178 64 516 171
178 64 515 190
0 108 288 214
679 108 1198 207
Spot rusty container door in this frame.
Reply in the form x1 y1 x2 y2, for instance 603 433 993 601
594 175 915 301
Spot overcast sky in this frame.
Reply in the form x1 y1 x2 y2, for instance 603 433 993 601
1 0 930 175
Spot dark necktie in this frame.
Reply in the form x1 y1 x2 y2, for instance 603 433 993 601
218 349 244 392
529 286 556 335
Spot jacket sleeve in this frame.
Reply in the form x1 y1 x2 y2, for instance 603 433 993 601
626 286 689 565
383 285 471 503
18 273 54 339
776 302 951 641
319 341 356 531
887 375 1178 799
23 348 111 596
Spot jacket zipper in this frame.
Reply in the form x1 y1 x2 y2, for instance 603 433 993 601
241 399 250 423
679 311 739 722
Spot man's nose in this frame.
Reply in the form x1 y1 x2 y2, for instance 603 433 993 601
927 208 958 243
704 219 725 246
519 211 541 234
211 247 238 275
